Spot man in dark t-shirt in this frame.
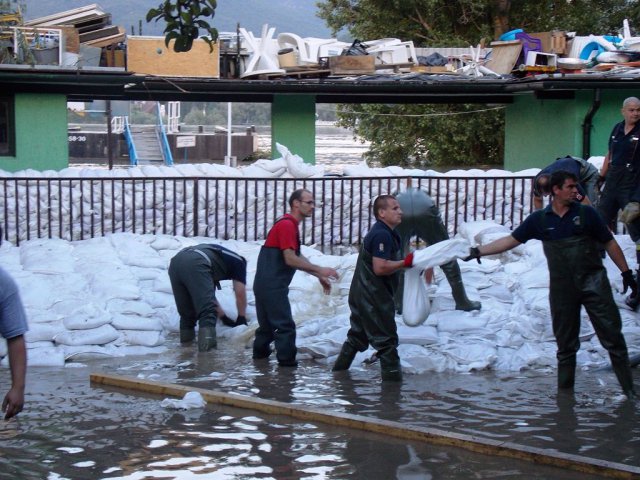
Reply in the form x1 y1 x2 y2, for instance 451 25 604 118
466 170 637 400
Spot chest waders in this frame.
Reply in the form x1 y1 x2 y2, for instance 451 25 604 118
395 189 480 312
168 247 226 351
543 235 635 396
252 218 300 366
333 245 403 381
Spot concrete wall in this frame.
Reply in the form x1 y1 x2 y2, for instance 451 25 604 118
0 93 68 172
504 89 638 171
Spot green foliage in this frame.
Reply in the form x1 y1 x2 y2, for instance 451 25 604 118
336 104 503 167
317 0 638 168
146 0 218 52
180 102 271 127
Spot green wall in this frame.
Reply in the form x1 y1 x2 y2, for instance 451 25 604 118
504 89 639 171
271 94 316 164
0 93 68 172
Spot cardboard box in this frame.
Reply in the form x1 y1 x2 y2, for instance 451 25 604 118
328 55 375 75
529 31 567 54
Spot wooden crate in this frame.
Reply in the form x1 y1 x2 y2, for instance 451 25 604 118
328 55 375 75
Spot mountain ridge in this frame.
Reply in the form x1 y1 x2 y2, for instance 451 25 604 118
19 0 333 38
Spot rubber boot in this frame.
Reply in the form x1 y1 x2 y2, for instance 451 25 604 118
379 348 402 382
197 326 217 352
441 261 481 311
611 359 636 399
332 342 358 372
180 328 195 343
442 261 481 311
557 363 576 389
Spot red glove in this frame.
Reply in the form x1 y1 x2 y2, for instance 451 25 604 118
403 252 414 268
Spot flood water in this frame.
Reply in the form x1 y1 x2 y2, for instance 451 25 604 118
1 338 637 480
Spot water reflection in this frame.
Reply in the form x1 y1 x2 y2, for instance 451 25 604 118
0 343 634 479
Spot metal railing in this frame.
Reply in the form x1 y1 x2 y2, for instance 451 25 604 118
156 102 174 166
0 175 536 247
123 117 138 166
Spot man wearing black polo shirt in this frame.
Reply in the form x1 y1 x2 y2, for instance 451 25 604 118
466 171 637 399
169 243 248 352
333 194 414 381
598 97 640 231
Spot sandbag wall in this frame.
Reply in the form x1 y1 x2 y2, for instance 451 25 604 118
0 165 535 248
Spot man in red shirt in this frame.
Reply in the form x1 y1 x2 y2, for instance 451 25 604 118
253 189 339 367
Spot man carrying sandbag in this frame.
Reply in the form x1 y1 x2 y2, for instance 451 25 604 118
332 194 414 381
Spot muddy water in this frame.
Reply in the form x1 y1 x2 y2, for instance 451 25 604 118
0 339 637 479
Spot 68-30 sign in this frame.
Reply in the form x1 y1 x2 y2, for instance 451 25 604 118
68 135 87 142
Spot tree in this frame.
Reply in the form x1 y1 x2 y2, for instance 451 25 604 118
316 0 635 167
146 0 217 52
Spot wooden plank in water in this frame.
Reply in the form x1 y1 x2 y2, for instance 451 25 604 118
90 373 640 479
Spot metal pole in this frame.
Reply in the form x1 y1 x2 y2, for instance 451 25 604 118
225 102 233 166
106 100 113 170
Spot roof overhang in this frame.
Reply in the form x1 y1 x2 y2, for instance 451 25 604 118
2 66 640 104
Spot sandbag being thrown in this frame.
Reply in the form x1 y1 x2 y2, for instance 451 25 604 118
403 239 471 326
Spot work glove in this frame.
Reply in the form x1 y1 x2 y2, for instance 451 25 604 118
219 314 237 327
403 252 414 268
235 315 248 327
463 246 482 264
621 270 637 297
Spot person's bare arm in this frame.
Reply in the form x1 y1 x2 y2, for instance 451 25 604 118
477 235 521 256
2 335 26 420
600 152 611 178
604 238 631 273
283 249 338 294
372 256 406 276
232 280 247 317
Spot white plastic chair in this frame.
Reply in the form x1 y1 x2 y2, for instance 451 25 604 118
240 24 285 78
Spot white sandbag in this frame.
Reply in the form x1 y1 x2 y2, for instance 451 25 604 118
107 299 155 317
442 341 497 371
276 143 325 178
21 346 66 367
53 324 120 346
402 268 431 326
411 238 471 270
150 236 183 251
117 330 165 347
398 344 456 374
161 391 206 410
111 314 164 331
63 307 112 330
437 311 488 333
25 322 63 342
397 323 438 345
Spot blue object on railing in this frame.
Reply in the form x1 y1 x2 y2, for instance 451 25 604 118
156 103 174 166
123 117 138 166
579 42 605 60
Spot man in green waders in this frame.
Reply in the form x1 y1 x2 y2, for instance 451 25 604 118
395 187 481 313
169 244 248 352
333 194 415 381
466 170 637 399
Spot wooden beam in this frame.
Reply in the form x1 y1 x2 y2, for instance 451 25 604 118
90 373 640 479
